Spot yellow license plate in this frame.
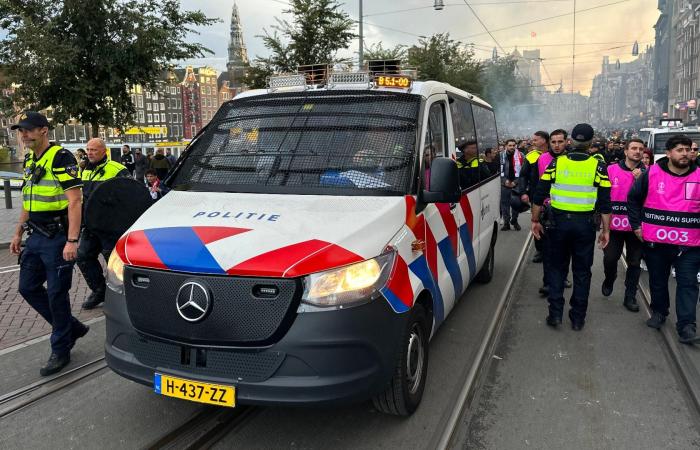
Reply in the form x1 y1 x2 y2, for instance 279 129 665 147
154 373 236 407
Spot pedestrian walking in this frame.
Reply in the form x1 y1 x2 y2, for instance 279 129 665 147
627 134 700 344
9 111 89 376
133 148 148 184
77 138 131 310
165 148 177 167
499 139 525 231
120 144 135 176
531 123 611 331
601 138 645 312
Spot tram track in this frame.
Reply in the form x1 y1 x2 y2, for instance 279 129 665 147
624 260 700 419
431 233 533 449
0 356 107 418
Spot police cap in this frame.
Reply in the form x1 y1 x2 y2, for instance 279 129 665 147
11 111 50 130
571 123 594 143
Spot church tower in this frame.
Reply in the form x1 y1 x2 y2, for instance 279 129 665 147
226 1 249 86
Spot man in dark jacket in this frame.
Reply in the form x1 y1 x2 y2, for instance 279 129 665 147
120 145 135 176
149 148 172 180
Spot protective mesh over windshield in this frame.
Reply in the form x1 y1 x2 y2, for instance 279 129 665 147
171 90 421 194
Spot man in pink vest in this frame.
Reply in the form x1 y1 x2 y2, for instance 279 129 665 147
628 134 700 344
602 138 645 312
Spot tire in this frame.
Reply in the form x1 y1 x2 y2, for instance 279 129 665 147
474 240 495 283
372 304 429 416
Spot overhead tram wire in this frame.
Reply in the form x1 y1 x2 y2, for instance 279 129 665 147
364 0 574 18
455 0 631 40
572 0 576 94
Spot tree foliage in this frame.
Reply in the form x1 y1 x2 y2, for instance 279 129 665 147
0 0 217 134
256 0 356 73
480 56 532 108
242 64 275 90
407 34 482 94
363 42 408 62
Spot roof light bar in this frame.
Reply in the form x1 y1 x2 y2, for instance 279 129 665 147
268 74 308 92
327 72 371 88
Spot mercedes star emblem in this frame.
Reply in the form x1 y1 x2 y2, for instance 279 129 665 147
176 281 211 322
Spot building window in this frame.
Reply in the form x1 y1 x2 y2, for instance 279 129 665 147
153 103 159 112
153 92 159 101
160 102 165 111
177 87 181 94
147 103 152 111
138 111 145 122
137 96 144 108
161 113 166 122
147 113 152 123
146 91 151 99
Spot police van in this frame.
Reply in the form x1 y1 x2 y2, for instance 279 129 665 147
102 65 500 416
647 120 700 161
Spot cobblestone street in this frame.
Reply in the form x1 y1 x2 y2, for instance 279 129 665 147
0 241 103 351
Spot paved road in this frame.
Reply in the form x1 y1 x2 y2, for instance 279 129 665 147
466 246 700 449
0 250 102 352
0 223 531 448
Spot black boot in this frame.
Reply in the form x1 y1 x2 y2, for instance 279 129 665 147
500 222 511 231
601 278 614 297
69 322 90 350
40 353 71 376
679 324 700 345
82 290 105 310
623 296 640 312
532 251 543 263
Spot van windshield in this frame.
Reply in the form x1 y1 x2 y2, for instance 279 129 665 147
651 131 700 154
170 90 421 196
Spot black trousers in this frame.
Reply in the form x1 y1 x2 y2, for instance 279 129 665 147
76 230 116 295
602 230 643 300
547 213 596 322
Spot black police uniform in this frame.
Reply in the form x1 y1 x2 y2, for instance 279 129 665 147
77 156 131 309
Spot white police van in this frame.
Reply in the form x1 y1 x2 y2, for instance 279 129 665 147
647 121 700 161
103 67 500 415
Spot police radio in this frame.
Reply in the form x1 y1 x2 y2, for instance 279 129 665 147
30 165 46 184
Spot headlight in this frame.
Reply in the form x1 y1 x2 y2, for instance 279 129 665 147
106 249 125 294
299 251 395 311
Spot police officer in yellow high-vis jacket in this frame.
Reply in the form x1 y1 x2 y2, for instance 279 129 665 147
77 138 130 310
9 112 89 376
531 124 612 331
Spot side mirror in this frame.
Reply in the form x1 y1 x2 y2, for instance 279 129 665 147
421 157 461 203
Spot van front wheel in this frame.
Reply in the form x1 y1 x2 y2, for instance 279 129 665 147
372 304 429 416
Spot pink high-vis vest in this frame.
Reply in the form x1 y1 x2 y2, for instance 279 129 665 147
642 164 700 246
608 163 638 232
537 151 554 177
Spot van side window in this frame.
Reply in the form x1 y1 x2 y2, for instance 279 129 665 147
473 105 498 156
473 105 498 181
449 97 477 150
421 102 447 191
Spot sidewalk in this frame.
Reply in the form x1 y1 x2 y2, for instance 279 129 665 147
0 190 21 245
0 248 102 351
467 247 700 449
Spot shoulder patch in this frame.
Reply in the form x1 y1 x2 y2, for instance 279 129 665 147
66 165 80 178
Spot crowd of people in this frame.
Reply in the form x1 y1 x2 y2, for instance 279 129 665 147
496 124 700 344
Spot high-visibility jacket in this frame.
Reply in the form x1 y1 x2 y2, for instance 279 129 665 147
456 157 480 169
549 155 605 212
590 152 606 163
22 145 73 213
525 149 543 165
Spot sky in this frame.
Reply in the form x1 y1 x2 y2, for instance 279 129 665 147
180 0 660 96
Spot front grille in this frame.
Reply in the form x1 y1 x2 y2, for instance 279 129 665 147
114 334 284 382
124 267 302 346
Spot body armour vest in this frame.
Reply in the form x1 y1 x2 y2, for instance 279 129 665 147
642 164 700 246
608 163 637 232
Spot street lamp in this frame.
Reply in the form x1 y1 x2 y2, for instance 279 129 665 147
434 0 445 10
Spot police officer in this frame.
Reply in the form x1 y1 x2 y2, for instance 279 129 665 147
589 142 607 163
9 112 89 376
627 134 700 344
525 129 570 296
531 123 612 330
517 131 549 262
77 138 131 309
456 141 489 189
602 138 645 312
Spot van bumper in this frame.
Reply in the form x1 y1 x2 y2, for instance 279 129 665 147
104 288 408 406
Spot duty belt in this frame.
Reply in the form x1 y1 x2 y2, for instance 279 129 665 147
26 216 67 239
